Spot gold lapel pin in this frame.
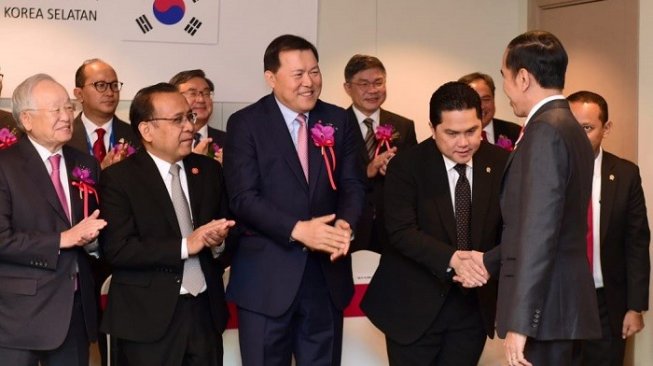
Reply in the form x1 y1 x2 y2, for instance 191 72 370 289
486 167 491 173
609 174 615 181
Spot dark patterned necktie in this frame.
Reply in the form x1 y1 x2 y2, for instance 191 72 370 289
363 118 375 160
454 164 471 250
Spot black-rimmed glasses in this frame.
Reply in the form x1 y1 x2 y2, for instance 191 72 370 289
84 81 123 93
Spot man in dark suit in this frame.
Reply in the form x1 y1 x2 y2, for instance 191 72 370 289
342 54 417 253
480 31 601 366
99 83 234 366
459 72 521 150
170 69 226 164
568 90 650 366
361 82 508 365
69 59 139 169
0 73 107 365
223 34 366 366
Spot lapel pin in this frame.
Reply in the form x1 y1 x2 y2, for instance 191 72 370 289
486 167 491 173
609 174 614 181
191 167 199 175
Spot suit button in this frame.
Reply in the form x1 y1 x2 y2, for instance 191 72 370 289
302 247 308 252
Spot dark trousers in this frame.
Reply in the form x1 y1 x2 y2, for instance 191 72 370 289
237 254 343 366
385 286 487 366
524 339 581 366
579 288 626 366
118 292 223 366
0 292 90 366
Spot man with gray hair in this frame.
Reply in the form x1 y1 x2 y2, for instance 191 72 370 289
0 73 107 365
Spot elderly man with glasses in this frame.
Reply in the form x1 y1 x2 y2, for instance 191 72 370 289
69 58 140 170
0 73 107 366
170 69 226 164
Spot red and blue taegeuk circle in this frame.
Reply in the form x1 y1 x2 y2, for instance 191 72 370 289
152 0 186 25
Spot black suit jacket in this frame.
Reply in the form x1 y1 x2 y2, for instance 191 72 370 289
67 113 140 155
98 151 229 342
598 151 650 336
492 117 521 145
223 94 366 317
0 138 98 349
360 140 508 344
347 107 418 253
487 99 601 340
207 125 227 148
0 109 18 132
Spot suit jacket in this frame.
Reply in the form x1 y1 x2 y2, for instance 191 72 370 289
347 107 418 253
360 140 508 344
67 113 140 155
0 138 98 349
488 99 601 340
598 151 650 336
0 109 18 132
98 151 229 342
492 117 522 145
207 125 227 148
223 94 366 317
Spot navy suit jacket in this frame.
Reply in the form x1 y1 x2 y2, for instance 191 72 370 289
0 138 98 349
598 151 650 336
487 99 601 340
223 94 366 317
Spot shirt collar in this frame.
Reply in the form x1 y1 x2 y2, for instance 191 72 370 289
27 135 64 162
275 97 309 130
524 94 565 129
147 151 185 180
81 112 113 137
352 106 380 125
441 153 473 172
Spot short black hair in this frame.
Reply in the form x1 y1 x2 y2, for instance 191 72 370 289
130 83 179 140
344 54 386 82
458 72 496 96
429 82 482 126
505 30 567 89
263 34 319 73
567 90 609 125
169 69 215 92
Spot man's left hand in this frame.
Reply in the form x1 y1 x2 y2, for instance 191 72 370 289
504 331 532 366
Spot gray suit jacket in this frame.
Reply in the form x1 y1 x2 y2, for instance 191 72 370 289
487 99 601 340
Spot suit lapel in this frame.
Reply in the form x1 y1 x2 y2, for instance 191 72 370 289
599 153 616 245
134 152 181 234
264 96 309 191
426 142 457 246
18 139 71 225
184 155 203 228
307 109 326 197
63 148 84 225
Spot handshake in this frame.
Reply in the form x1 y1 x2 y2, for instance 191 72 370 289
449 250 489 288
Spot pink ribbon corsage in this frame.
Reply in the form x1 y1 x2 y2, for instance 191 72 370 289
72 166 99 218
374 124 394 157
496 135 514 152
0 127 18 150
310 122 337 190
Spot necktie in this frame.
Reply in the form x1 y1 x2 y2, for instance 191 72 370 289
193 132 201 148
586 200 593 270
481 130 488 141
48 154 70 223
296 114 309 181
169 164 205 296
93 128 106 162
454 164 471 250
363 118 376 160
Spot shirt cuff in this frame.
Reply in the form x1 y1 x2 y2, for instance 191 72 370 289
181 238 189 259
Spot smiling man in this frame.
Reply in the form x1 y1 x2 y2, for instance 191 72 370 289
223 34 366 366
0 74 106 366
361 81 508 366
343 54 417 254
99 83 234 366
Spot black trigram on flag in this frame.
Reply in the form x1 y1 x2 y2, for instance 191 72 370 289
184 17 202 36
136 15 153 34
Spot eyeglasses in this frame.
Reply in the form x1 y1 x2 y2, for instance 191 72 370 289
84 81 123 93
181 89 214 100
24 103 76 116
146 112 197 126
349 79 385 90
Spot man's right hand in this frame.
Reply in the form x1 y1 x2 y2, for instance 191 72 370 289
187 218 236 255
450 250 489 287
192 137 213 156
290 214 350 259
60 209 107 248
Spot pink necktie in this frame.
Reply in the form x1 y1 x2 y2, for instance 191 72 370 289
48 154 70 223
296 114 309 181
